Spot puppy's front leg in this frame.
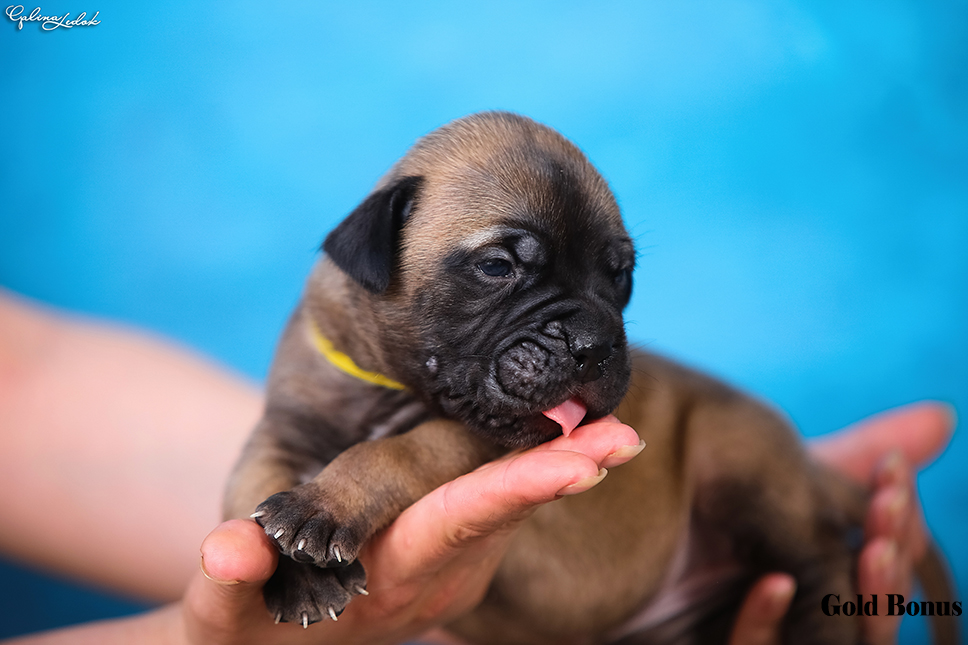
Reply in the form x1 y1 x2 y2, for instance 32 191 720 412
222 416 315 522
249 418 502 624
254 418 501 567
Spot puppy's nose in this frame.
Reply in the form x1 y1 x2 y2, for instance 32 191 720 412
572 342 612 383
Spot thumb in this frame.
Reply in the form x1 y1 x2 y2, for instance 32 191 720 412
182 519 279 644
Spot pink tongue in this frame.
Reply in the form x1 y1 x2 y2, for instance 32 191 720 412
542 398 587 437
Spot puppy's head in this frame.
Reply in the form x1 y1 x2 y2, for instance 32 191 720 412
324 112 634 448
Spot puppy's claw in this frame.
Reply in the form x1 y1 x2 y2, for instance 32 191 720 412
273 528 285 539
355 585 369 596
274 611 282 625
302 612 308 629
334 546 342 563
328 606 338 621
250 510 265 519
297 539 306 551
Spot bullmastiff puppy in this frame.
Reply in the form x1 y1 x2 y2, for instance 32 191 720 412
224 111 957 644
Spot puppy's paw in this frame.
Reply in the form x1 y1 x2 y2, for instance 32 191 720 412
263 555 368 627
251 484 369 568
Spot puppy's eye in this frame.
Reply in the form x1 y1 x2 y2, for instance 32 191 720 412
478 258 513 278
614 268 632 294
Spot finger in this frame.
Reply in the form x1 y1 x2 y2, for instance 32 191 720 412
373 445 607 585
857 537 904 645
425 416 640 545
531 415 645 469
183 519 280 644
809 401 954 484
727 574 797 645
355 420 639 627
860 454 928 645
437 446 605 541
864 486 917 596
868 454 928 563
872 451 911 490
866 484 910 543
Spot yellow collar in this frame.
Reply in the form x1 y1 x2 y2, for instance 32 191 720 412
308 320 407 391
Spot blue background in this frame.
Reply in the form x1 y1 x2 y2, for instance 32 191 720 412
1 1 965 641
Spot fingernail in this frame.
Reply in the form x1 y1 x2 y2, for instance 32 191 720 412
199 555 241 586
558 468 608 496
880 451 904 482
874 540 898 585
768 578 797 615
887 488 910 532
602 439 646 468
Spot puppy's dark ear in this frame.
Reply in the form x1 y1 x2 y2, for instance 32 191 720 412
323 176 423 293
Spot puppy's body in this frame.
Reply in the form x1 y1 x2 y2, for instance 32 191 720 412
224 112 956 643
451 350 859 644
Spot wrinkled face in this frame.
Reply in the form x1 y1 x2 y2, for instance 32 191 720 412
408 214 634 448
324 112 635 448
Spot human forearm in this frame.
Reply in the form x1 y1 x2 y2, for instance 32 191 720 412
0 291 263 600
1 605 183 645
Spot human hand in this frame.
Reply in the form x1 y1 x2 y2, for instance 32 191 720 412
727 402 955 645
179 416 644 645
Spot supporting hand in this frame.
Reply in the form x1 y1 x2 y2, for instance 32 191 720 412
727 402 954 645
